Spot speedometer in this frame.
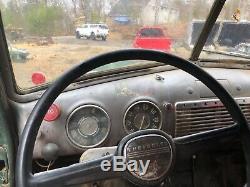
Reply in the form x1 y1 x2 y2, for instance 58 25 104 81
66 105 110 149
123 101 162 134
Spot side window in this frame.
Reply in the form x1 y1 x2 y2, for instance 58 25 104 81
99 25 108 29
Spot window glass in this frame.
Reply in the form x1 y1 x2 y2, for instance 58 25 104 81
0 0 212 89
200 0 250 59
140 28 164 37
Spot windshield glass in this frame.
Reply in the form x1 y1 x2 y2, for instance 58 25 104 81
0 0 214 89
200 0 250 59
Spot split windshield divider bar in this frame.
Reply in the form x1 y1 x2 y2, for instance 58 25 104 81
190 0 226 61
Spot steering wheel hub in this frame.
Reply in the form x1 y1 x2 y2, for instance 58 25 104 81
118 130 175 186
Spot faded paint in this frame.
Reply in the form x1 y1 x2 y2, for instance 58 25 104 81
115 84 137 97
0 146 9 186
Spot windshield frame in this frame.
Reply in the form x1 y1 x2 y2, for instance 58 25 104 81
190 0 226 61
0 0 248 100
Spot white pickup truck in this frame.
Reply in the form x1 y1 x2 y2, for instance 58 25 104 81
75 24 109 41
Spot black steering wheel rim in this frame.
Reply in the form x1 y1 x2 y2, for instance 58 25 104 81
16 49 249 187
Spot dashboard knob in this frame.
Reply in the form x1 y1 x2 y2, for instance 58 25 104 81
41 143 59 161
44 104 60 122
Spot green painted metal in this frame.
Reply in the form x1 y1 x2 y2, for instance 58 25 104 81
0 84 15 187
0 146 8 185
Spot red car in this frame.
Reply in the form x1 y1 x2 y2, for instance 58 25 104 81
133 27 172 52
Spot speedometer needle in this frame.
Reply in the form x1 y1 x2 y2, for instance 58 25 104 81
139 115 145 130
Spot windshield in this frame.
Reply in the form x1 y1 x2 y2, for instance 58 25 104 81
1 0 215 89
200 0 250 59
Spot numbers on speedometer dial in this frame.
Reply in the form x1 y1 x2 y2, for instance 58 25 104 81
124 101 162 134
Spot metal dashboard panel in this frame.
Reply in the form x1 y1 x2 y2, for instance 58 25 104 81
10 68 250 158
175 97 250 137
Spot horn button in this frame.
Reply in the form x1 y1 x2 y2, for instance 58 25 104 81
119 130 175 185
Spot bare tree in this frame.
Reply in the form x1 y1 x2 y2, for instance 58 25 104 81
71 0 78 17
81 0 92 23
154 0 160 25
79 0 84 12
0 0 4 8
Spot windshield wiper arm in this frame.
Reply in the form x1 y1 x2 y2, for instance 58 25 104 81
190 0 226 61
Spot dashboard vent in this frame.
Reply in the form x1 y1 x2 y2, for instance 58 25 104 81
175 98 250 137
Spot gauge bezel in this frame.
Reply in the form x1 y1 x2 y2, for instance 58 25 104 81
66 104 111 149
123 100 163 134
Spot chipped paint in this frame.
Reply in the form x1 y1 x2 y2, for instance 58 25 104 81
115 82 156 97
115 84 137 97
0 146 8 186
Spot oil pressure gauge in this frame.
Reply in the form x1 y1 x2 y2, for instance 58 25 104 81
123 101 162 134
66 105 111 149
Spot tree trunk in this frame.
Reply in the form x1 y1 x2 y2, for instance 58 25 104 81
72 0 77 17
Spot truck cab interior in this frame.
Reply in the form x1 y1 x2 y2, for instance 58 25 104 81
0 0 250 186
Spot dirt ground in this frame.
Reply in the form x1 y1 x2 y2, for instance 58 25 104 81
12 37 126 88
11 35 190 89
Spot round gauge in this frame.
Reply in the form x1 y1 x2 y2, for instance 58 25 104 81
123 101 162 134
66 105 110 149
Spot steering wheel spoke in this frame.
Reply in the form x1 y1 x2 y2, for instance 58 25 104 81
30 155 119 187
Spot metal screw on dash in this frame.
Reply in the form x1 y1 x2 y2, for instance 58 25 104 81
155 74 165 81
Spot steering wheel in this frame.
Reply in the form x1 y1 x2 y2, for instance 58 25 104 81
16 49 250 187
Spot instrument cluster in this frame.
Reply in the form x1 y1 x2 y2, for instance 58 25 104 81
66 100 163 149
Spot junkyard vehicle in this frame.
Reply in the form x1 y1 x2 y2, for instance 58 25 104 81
75 24 109 40
189 21 250 47
5 27 24 41
2 0 250 187
7 40 29 61
133 27 171 52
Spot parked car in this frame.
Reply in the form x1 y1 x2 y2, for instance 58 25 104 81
133 27 172 52
7 40 29 62
75 24 109 41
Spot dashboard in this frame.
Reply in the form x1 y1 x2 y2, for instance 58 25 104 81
11 67 250 159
